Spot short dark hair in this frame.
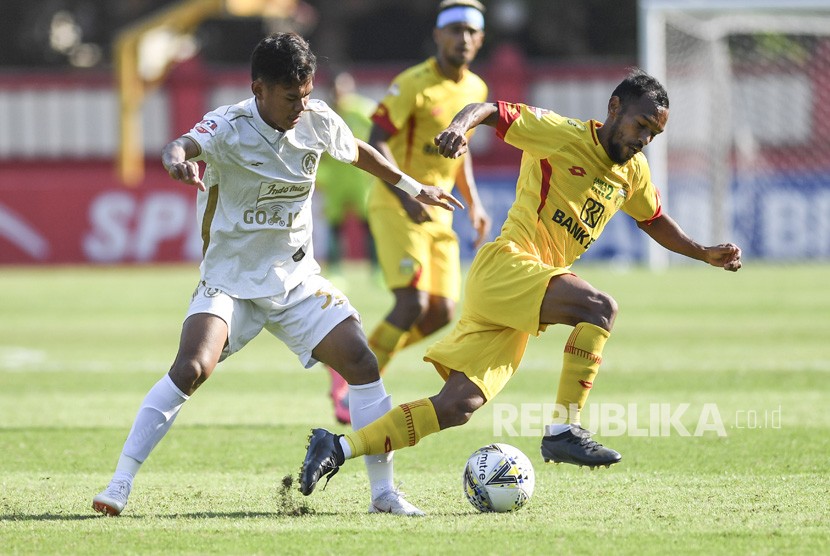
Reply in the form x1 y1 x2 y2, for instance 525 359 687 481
250 32 317 86
611 67 669 110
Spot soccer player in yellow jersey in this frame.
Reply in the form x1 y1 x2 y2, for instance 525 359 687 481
300 69 743 503
337 0 491 423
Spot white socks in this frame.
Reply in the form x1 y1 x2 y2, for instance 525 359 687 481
338 437 353 459
110 374 396 502
116 374 189 480
348 379 393 500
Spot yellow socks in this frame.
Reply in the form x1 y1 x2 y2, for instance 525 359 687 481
554 322 610 424
344 398 441 457
368 321 408 372
368 321 427 372
401 325 424 349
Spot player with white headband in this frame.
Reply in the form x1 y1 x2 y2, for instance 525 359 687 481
323 0 491 433
436 2 486 30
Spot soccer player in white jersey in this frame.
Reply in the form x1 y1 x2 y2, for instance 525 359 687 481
91 32 462 518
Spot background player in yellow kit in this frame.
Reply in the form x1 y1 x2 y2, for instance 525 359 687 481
356 0 491 410
300 68 743 504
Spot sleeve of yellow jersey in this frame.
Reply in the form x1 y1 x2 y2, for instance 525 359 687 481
496 101 568 160
373 73 419 135
621 156 663 223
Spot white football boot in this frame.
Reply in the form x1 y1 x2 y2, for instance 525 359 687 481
369 489 425 516
92 478 132 516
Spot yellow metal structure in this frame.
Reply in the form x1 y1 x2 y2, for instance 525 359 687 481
115 0 297 185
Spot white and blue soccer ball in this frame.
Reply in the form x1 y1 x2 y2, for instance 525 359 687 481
463 443 535 512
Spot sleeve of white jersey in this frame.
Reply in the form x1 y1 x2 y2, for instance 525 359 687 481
183 113 232 164
323 105 358 164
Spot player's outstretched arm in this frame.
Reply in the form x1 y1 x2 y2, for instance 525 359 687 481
637 213 742 272
434 102 499 159
162 137 205 191
352 139 463 212
415 185 464 211
701 243 743 271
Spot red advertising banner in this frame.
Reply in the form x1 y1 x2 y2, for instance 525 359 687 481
0 161 202 264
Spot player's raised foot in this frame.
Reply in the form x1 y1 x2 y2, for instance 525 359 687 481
92 478 132 516
540 424 622 468
327 366 351 425
369 489 425 516
299 428 345 496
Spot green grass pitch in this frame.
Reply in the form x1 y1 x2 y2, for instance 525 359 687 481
1 262 828 554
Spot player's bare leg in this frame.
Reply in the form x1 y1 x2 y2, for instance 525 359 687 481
368 288 454 374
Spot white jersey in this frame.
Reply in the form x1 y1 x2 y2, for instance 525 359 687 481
185 97 358 299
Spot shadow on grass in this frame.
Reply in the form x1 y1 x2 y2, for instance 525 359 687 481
0 510 342 521
0 509 478 521
0 514 101 522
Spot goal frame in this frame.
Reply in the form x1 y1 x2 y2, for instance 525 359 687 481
637 0 830 267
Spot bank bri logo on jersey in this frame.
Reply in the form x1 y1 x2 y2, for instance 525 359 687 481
580 198 605 228
552 207 595 248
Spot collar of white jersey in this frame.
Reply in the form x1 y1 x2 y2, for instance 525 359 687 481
249 97 286 142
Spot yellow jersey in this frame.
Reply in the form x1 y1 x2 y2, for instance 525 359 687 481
369 57 488 225
494 101 662 268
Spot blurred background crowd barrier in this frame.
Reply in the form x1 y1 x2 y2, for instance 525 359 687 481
1 0 828 265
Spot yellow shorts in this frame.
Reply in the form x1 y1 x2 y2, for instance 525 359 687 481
424 239 571 400
368 206 460 299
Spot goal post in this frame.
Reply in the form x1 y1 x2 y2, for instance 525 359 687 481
638 0 830 265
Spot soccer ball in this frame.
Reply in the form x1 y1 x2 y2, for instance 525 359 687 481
462 443 535 512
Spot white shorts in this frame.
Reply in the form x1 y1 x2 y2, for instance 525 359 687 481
185 274 358 368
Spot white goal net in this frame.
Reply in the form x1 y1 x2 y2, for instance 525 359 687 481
639 0 830 263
